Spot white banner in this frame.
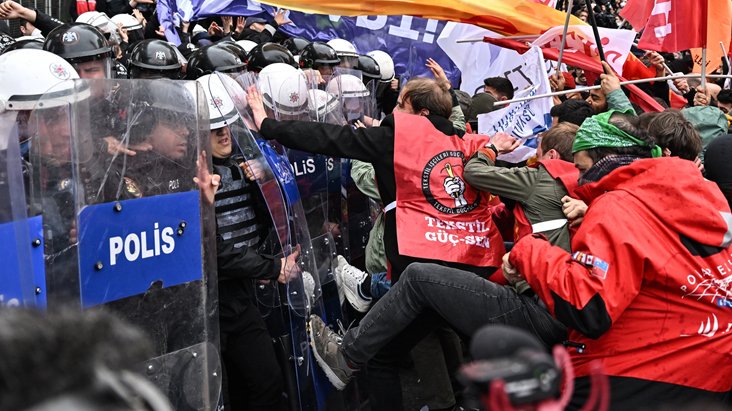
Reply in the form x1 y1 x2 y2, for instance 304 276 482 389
478 46 553 163
531 25 636 75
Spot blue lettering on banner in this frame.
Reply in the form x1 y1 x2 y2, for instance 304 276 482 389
0 215 47 308
77 191 203 307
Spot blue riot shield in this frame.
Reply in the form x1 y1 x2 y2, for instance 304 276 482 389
29 79 221 410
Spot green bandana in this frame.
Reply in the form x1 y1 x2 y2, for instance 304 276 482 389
572 109 662 157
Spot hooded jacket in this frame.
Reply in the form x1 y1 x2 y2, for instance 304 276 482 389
510 157 732 400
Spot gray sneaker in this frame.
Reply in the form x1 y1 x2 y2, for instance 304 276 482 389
307 315 355 390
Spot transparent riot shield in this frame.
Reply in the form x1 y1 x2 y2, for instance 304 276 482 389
0 111 45 308
326 69 376 269
29 78 221 410
217 71 322 411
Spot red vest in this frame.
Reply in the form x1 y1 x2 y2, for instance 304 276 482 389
76 0 97 15
513 159 579 242
393 112 504 268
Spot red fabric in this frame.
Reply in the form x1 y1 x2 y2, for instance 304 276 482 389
392 112 505 268
621 54 657 80
669 90 688 109
513 160 579 243
561 71 576 89
76 0 96 14
637 0 706 52
619 0 655 31
511 157 732 392
483 37 664 112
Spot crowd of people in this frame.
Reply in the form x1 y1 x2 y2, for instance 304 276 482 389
1 0 732 410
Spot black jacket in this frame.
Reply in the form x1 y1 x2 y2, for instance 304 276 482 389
260 114 491 281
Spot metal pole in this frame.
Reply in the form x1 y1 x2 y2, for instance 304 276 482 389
701 48 708 89
456 34 540 44
556 0 574 71
492 73 732 107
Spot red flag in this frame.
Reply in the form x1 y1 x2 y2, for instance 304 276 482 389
637 0 706 52
483 37 665 112
619 0 655 31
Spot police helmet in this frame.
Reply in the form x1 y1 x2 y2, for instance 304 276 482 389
298 41 340 69
186 42 247 80
258 63 309 116
0 49 80 111
44 22 112 61
356 54 381 81
196 74 241 129
3 37 45 54
282 37 310 56
367 50 395 82
245 42 297 72
127 39 182 79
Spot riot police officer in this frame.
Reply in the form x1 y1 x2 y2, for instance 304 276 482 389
44 22 114 79
127 39 183 79
298 41 340 78
185 42 247 80
245 42 297 73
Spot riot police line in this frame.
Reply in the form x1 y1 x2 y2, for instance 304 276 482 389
0 17 396 411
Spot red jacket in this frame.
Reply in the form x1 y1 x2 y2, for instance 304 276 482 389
510 157 732 393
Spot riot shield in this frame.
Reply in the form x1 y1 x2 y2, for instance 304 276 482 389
218 71 323 410
29 78 221 410
326 69 376 269
0 111 44 308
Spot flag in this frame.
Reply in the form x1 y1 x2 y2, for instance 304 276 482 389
619 0 654 31
258 0 585 36
437 22 525 95
529 0 558 8
690 0 732 74
483 37 665 112
637 0 706 52
531 25 636 75
478 46 553 163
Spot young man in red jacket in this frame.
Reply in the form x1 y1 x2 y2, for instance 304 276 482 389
308 109 732 410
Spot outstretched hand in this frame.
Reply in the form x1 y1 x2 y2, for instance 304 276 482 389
426 58 450 88
245 85 268 130
490 132 521 154
193 150 220 205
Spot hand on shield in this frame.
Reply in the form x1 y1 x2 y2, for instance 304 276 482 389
239 159 264 181
193 150 221 205
279 247 301 284
245 85 268 131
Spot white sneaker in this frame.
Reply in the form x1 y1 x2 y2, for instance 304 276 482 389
302 271 316 310
335 255 372 313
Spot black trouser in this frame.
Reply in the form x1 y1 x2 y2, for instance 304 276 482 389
344 263 568 411
221 302 284 411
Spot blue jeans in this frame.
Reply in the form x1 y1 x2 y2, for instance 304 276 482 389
342 263 567 410
370 271 391 301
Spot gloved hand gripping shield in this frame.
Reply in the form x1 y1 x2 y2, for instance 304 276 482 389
28 78 221 410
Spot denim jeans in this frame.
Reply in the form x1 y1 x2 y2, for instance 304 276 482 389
342 263 567 410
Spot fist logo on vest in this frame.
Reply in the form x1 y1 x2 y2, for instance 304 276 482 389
422 151 480 214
